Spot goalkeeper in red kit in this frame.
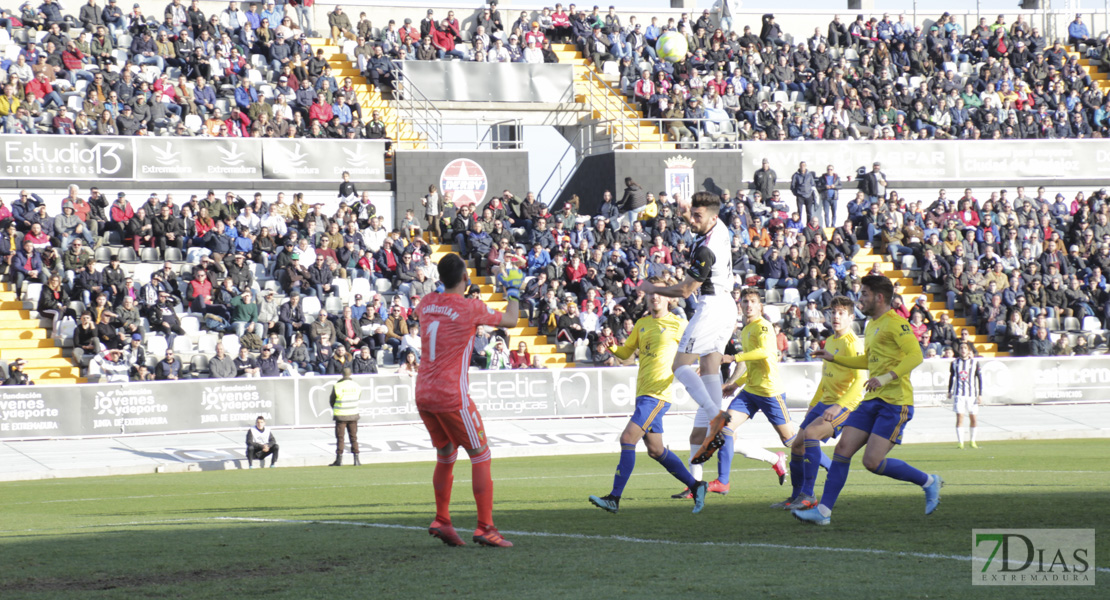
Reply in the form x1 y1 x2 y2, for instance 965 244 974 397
415 253 523 548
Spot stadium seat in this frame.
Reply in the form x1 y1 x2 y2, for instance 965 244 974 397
300 296 322 320
1082 317 1101 332
374 278 393 293
164 247 184 262
331 278 350 301
172 335 193 354
763 304 782 324
901 255 918 270
118 247 138 263
191 354 210 378
324 295 345 315
222 334 240 356
196 332 219 355
94 247 114 262
132 263 156 285
183 114 202 134
1064 317 1081 331
180 315 201 338
783 288 800 305
140 248 161 262
147 335 168 358
349 277 373 303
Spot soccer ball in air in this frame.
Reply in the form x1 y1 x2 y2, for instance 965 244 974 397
656 31 689 63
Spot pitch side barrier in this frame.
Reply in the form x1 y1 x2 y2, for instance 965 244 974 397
1 357 1107 441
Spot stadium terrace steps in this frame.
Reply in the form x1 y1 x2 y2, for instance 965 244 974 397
552 43 674 150
422 227 572 368
0 283 83 385
311 38 427 152
856 247 1009 358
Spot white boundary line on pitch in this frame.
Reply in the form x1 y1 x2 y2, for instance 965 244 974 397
6 515 1108 575
214 516 1110 574
2 467 1106 507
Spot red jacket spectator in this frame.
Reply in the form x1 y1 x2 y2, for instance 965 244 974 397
25 77 53 101
432 27 456 53
62 48 85 71
110 200 134 224
225 110 251 136
399 24 419 46
308 100 333 123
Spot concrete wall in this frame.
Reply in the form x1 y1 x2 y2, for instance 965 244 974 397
392 149 529 228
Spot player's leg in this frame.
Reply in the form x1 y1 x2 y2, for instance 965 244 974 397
419 410 466 547
644 431 707 514
672 351 717 415
774 431 808 509
793 424 869 525
954 408 965 449
590 399 653 513
729 394 788 482
861 403 943 514
708 408 749 492
968 401 979 448
793 415 843 509
454 405 513 547
674 302 730 420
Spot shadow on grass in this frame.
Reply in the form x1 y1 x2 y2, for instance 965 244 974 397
1 489 1104 599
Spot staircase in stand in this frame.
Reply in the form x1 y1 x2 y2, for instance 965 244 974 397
552 43 673 149
851 245 1007 358
308 37 429 152
0 283 82 384
426 239 571 368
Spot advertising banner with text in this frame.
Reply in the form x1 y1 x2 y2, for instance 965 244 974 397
741 140 1110 183
2 357 1107 440
0 135 387 183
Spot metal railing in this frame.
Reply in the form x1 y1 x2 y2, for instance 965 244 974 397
391 64 445 148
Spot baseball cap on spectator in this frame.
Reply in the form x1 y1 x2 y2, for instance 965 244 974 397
290 253 300 260
132 333 142 341
404 18 412 24
133 3 139 7
117 191 127 198
1070 245 1080 252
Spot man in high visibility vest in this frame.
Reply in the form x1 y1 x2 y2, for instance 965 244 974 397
329 367 362 466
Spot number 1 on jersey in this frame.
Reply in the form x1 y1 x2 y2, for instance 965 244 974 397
426 320 440 362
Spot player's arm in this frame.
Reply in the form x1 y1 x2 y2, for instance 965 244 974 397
865 321 924 391
610 322 639 360
974 360 983 402
732 326 774 362
947 360 956 400
639 273 700 299
640 244 714 298
496 297 520 328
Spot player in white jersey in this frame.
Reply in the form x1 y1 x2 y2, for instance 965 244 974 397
640 192 738 488
948 341 982 449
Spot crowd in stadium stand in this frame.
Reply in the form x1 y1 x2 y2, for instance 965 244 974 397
0 0 393 138
5 2 1110 141
3 155 1109 383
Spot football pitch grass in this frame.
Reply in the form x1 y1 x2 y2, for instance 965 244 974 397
1 439 1106 598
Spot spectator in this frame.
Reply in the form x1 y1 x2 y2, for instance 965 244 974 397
3 359 32 386
155 349 181 380
208 342 237 379
93 348 131 383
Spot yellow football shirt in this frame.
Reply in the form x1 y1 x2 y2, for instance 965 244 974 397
809 331 865 410
732 317 781 397
611 312 686 403
831 309 924 406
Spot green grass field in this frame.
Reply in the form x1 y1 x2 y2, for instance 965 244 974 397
1 439 1106 598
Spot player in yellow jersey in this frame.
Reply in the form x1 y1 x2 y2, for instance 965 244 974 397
688 288 792 495
771 296 864 511
588 277 708 515
794 275 944 526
